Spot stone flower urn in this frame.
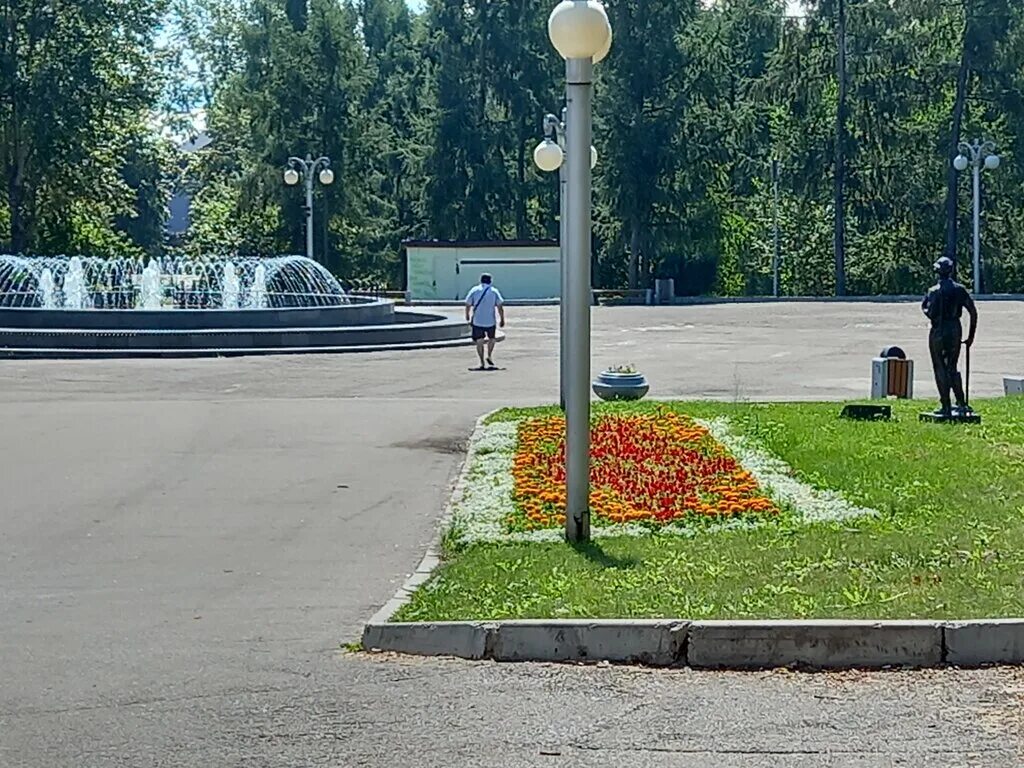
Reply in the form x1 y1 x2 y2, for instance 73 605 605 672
592 366 650 402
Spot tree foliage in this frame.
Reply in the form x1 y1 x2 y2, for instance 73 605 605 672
0 0 170 256
4 0 1024 295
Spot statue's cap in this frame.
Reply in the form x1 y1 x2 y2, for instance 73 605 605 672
934 257 954 276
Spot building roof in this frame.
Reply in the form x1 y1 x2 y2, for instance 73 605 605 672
178 132 213 153
403 239 558 249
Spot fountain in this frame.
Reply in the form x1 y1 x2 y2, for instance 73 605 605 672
138 260 163 310
0 254 352 310
38 268 57 309
222 261 240 310
64 256 88 309
0 254 471 357
246 263 268 309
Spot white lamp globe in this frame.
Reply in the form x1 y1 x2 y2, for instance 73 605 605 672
590 145 598 169
534 138 564 172
593 24 612 63
548 0 612 61
953 155 969 172
283 168 300 186
985 154 1001 170
319 167 335 185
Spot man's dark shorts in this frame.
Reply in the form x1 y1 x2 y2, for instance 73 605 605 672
471 325 497 341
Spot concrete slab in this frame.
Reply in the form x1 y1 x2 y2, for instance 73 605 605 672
490 620 687 665
362 621 492 659
945 620 1024 666
688 620 943 669
1003 376 1024 395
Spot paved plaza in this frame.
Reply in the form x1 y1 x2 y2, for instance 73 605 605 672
1 302 1023 767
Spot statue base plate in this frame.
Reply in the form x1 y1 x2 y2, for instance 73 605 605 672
918 411 981 425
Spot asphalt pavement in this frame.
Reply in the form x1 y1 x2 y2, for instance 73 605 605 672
2 302 1022 767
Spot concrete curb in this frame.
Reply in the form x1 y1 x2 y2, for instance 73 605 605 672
0 333 507 360
412 296 1024 307
686 620 942 669
945 619 1024 666
669 294 1024 306
361 618 1024 669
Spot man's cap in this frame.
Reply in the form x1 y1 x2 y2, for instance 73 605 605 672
934 257 954 276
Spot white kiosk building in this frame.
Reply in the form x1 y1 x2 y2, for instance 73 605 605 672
404 240 561 302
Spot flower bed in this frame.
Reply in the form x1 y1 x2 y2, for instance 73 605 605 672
400 401 1024 623
509 411 780 531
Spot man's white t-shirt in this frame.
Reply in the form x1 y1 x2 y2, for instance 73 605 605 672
465 284 504 328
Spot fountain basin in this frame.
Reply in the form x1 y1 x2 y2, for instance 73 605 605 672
0 299 393 330
0 255 476 357
0 304 475 357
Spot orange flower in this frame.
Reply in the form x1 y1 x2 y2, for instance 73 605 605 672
510 412 779 532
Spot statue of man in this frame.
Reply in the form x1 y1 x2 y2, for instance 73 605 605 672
922 257 978 417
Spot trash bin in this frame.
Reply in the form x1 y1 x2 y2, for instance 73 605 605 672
871 357 914 399
655 278 674 305
879 345 907 360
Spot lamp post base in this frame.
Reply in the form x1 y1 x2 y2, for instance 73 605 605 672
565 513 590 543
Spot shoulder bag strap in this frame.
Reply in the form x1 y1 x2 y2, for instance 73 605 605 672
472 284 492 312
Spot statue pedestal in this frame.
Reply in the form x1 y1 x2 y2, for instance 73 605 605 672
919 411 981 425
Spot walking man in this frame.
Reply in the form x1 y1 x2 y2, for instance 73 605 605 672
922 256 978 417
464 273 505 370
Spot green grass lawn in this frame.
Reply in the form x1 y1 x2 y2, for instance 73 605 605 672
396 399 1024 622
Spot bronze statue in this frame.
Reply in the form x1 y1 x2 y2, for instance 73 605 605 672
922 257 978 418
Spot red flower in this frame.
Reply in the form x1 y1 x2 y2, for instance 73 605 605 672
509 411 779 531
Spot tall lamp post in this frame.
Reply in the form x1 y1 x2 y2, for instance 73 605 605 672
544 0 611 543
533 112 599 411
771 158 781 298
953 140 999 293
284 154 334 263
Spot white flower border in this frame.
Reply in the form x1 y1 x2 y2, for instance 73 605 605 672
697 418 877 524
447 415 877 546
